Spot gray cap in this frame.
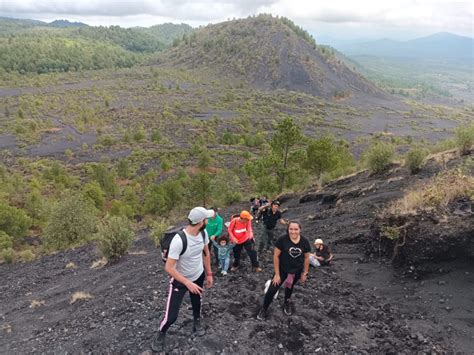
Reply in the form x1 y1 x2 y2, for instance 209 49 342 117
188 207 214 224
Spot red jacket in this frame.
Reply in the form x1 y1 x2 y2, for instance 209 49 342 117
228 218 253 244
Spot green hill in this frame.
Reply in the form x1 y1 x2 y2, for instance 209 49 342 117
156 14 382 98
0 17 194 74
139 23 194 46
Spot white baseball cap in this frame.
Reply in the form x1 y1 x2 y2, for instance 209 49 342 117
188 207 214 224
314 238 324 244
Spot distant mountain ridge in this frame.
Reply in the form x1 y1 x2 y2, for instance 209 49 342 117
49 19 89 28
335 32 474 59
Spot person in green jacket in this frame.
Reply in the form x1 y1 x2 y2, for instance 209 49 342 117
205 207 223 266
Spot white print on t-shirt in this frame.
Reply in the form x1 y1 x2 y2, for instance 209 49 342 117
289 247 302 258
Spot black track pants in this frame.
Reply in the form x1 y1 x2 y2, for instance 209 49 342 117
159 272 205 333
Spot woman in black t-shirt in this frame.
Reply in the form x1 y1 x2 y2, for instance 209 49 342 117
257 221 310 320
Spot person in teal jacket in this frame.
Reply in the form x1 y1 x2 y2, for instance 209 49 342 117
205 207 223 266
210 235 235 275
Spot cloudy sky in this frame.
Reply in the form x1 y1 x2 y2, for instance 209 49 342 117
0 0 472 41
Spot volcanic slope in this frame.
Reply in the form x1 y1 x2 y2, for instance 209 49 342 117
1 151 472 353
156 14 383 99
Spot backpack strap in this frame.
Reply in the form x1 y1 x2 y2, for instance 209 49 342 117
176 230 188 256
200 230 208 256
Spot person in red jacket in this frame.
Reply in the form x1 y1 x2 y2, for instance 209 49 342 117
228 210 262 272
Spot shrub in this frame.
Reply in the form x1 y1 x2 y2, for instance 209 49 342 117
220 130 240 145
0 231 13 251
18 249 35 262
455 123 474 155
143 179 184 215
43 193 98 250
197 151 211 169
191 172 212 206
305 136 355 179
97 135 115 147
151 130 162 143
149 219 169 246
109 200 135 219
243 133 265 147
365 142 395 174
25 189 45 223
88 163 118 197
133 127 146 142
160 157 172 171
0 202 31 239
2 248 14 264
82 182 106 210
117 159 130 179
222 190 242 205
381 226 400 240
405 146 428 174
96 215 135 261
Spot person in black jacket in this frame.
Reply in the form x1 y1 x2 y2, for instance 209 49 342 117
257 200 288 253
257 221 310 320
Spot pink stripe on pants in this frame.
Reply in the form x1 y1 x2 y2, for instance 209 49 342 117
159 277 174 331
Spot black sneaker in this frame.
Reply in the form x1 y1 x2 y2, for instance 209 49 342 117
151 332 165 353
256 308 267 321
283 300 293 316
193 319 205 337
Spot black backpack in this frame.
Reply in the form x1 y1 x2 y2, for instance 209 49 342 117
160 227 206 262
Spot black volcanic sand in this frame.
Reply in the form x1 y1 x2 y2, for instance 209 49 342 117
1 155 473 354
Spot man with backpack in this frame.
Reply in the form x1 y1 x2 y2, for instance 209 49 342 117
152 207 214 353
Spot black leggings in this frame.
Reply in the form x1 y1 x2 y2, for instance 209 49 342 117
263 269 301 310
232 239 259 268
259 226 275 252
159 272 205 333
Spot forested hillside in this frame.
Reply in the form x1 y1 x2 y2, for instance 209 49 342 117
0 36 139 73
0 18 193 74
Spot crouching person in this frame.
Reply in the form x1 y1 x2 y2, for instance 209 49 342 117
309 238 333 267
152 207 214 353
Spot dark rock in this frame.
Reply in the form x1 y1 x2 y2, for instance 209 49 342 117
321 193 339 204
299 193 324 203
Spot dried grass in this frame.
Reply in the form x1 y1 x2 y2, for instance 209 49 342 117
30 300 45 308
385 169 474 216
65 262 77 269
128 250 147 255
1 323 12 333
90 257 107 269
70 291 93 304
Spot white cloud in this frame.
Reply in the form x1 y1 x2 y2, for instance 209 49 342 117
0 0 471 37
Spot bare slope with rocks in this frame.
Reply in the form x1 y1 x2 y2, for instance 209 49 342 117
1 151 472 353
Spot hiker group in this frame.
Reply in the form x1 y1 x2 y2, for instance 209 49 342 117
152 200 333 352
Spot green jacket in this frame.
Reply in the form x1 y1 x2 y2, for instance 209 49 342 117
206 214 223 238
